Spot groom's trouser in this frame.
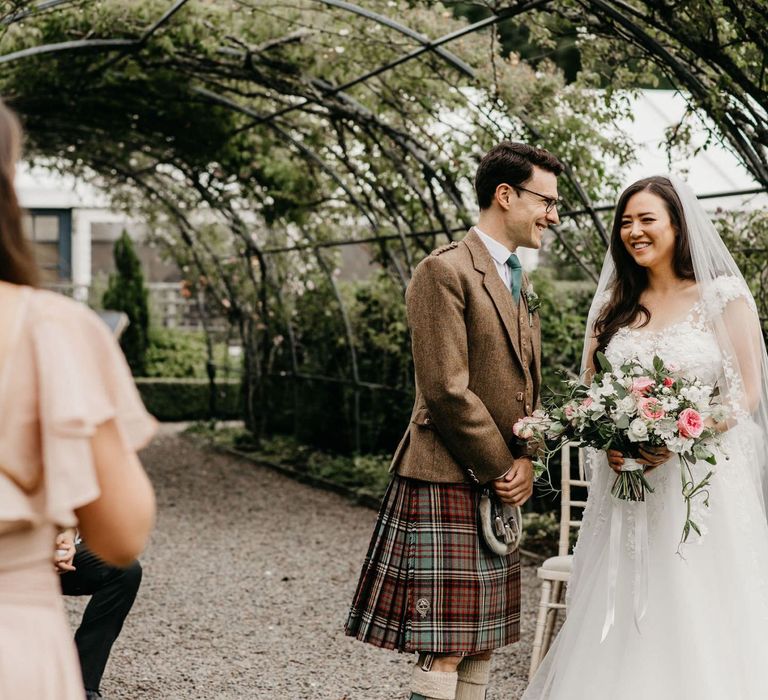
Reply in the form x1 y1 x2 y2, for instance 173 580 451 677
59 544 143 692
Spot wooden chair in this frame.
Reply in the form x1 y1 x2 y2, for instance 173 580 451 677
528 442 589 680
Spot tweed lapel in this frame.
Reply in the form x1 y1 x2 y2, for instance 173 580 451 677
464 229 523 365
522 272 542 383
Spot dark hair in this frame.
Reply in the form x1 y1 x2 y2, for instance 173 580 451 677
474 141 564 210
593 176 694 365
0 99 38 286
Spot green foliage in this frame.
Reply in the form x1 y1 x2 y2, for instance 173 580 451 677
714 208 768 339
144 328 231 379
530 270 595 392
102 231 149 375
521 511 576 558
136 378 242 421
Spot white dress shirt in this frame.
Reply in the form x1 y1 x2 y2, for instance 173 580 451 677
473 227 516 292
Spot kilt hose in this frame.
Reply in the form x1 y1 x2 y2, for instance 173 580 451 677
345 475 521 654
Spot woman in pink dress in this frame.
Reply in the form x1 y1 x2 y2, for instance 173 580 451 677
0 100 157 697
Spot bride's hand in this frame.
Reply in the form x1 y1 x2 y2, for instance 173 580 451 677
607 450 624 474
638 443 672 472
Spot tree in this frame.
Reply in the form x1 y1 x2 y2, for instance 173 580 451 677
0 0 636 437
536 0 768 186
103 231 150 375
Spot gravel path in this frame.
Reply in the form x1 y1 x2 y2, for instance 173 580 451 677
67 425 546 699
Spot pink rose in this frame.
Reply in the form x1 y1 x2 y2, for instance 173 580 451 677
663 377 674 387
678 408 704 439
638 397 665 420
631 377 655 395
581 397 593 409
513 418 534 440
564 404 575 418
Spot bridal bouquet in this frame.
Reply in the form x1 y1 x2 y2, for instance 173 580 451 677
514 353 729 546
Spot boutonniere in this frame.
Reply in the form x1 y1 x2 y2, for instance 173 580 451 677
524 285 540 326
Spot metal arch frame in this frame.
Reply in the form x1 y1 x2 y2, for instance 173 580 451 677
236 0 551 129
313 0 475 78
2 0 81 26
0 0 190 64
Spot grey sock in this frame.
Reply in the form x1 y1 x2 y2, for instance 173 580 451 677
411 666 458 700
456 657 491 700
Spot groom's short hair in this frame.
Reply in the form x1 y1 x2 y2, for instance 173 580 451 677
475 142 564 210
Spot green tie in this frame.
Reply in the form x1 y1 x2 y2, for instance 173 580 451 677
506 253 522 304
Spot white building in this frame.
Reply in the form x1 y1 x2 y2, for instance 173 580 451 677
15 164 180 304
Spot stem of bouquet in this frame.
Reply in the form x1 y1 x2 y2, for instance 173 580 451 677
677 455 714 554
532 436 572 495
610 458 654 502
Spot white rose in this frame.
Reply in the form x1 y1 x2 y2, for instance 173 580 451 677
616 396 636 415
627 418 649 442
681 386 707 406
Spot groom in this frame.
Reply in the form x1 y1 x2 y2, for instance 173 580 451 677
395 142 563 699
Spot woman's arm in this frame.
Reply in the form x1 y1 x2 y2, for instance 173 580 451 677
75 419 155 567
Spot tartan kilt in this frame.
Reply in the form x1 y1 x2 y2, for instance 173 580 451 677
344 475 521 654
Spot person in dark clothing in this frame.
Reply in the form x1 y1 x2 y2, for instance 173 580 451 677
55 530 143 700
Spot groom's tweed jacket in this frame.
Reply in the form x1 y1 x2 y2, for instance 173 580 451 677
391 229 541 485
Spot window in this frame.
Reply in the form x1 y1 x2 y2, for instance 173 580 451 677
22 210 71 282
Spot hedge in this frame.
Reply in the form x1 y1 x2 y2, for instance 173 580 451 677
136 378 242 421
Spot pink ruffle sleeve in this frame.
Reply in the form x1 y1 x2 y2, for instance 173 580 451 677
32 297 157 527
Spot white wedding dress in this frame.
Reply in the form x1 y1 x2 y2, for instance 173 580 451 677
523 277 768 700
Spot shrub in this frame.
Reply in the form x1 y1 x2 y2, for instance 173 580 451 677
102 231 150 375
136 378 242 420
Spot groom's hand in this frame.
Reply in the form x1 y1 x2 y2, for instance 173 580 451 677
492 457 534 506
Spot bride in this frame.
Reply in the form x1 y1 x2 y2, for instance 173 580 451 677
523 175 768 699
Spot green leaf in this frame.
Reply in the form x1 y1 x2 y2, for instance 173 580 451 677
596 351 612 372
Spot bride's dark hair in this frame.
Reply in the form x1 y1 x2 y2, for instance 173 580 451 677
593 176 695 366
0 99 38 286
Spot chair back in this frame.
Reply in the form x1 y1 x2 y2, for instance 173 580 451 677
558 442 589 557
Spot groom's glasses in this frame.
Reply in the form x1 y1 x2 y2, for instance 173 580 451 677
510 184 562 214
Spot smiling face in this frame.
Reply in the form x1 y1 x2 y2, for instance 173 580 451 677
498 166 560 250
619 190 677 271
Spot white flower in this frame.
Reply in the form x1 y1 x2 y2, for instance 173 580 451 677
665 436 694 454
596 380 615 398
628 418 649 442
654 418 678 441
710 405 729 422
615 396 637 415
680 386 710 409
661 396 680 412
517 424 534 439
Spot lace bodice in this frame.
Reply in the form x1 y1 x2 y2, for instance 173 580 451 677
605 313 721 386
603 275 754 388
